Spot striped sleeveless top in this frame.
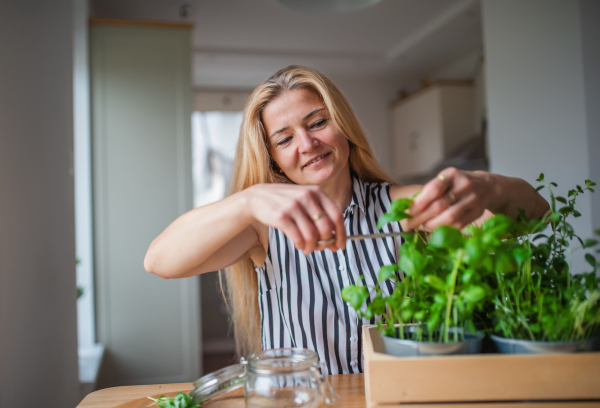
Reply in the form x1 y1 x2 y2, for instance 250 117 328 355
255 176 404 375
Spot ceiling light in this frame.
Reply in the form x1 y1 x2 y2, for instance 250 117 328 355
277 0 383 13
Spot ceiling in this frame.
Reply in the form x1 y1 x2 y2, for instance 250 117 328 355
91 0 482 89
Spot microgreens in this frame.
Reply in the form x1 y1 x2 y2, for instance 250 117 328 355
148 392 201 408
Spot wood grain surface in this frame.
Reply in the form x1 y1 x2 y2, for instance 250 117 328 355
77 374 366 408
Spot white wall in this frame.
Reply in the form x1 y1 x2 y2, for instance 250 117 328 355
332 73 399 177
580 0 600 232
483 0 598 271
0 0 80 406
74 0 96 348
91 23 200 387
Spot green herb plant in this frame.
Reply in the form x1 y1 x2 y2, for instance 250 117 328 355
148 392 202 408
342 196 506 343
491 176 600 341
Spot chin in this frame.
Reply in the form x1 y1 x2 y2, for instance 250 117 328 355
300 168 336 185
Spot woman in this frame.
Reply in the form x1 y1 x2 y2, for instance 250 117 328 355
144 66 549 374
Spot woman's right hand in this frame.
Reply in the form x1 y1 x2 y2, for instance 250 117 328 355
243 183 346 254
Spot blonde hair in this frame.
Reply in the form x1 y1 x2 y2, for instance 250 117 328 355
220 65 393 358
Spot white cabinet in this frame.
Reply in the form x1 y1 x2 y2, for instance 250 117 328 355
391 82 476 180
91 20 200 386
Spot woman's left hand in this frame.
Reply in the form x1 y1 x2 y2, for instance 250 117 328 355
404 167 497 231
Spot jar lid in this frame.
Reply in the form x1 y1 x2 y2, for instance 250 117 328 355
190 362 246 404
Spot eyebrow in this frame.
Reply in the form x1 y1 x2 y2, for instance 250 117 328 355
268 108 326 139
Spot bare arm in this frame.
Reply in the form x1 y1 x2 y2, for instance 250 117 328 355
144 183 346 279
144 191 263 279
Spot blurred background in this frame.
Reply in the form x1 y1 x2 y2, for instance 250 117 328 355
0 0 598 406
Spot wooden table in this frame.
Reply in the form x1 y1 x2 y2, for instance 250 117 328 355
77 373 367 408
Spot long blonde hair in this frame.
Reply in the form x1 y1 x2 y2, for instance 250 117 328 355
220 65 394 358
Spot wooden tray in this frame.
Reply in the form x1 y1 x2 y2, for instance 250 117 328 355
363 325 600 407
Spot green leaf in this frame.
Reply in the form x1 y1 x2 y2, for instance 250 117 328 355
423 274 447 291
390 197 412 214
556 196 567 204
434 293 447 304
573 210 582 217
369 297 387 315
549 212 561 223
568 189 577 197
430 226 465 249
585 254 597 268
461 268 474 284
462 286 486 303
513 247 533 264
414 310 426 321
537 173 545 182
426 313 441 332
376 213 398 230
583 239 599 248
585 180 597 188
378 264 398 282
341 285 369 310
535 185 544 192
398 250 428 276
550 182 558 187
559 206 572 215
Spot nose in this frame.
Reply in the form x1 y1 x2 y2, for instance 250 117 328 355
298 129 319 153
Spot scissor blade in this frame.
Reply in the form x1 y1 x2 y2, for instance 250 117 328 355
317 231 413 245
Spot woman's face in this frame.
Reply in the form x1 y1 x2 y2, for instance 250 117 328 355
262 88 350 186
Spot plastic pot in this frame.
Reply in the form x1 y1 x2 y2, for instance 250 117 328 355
382 326 484 357
490 334 599 354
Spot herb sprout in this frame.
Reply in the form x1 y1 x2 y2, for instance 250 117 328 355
342 196 499 342
148 392 202 408
342 176 600 345
491 176 600 341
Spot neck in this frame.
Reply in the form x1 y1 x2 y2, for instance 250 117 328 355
320 166 353 213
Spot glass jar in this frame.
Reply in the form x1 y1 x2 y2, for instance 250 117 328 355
191 348 339 408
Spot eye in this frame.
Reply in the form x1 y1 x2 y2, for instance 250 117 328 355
277 136 292 146
310 119 327 129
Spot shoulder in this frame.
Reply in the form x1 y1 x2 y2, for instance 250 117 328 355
389 184 423 201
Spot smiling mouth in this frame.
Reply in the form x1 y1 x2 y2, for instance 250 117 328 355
303 153 330 168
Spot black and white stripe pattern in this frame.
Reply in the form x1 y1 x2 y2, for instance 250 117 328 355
255 176 404 375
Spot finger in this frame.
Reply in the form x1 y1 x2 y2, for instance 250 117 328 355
309 207 336 252
317 192 346 250
423 196 474 231
277 216 305 251
289 204 321 254
299 190 337 252
405 193 455 230
411 170 455 215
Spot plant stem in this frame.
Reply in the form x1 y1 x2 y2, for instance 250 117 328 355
444 249 463 342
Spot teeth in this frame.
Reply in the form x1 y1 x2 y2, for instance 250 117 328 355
308 155 325 165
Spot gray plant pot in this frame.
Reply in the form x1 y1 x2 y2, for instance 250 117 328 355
382 326 484 357
490 334 599 354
